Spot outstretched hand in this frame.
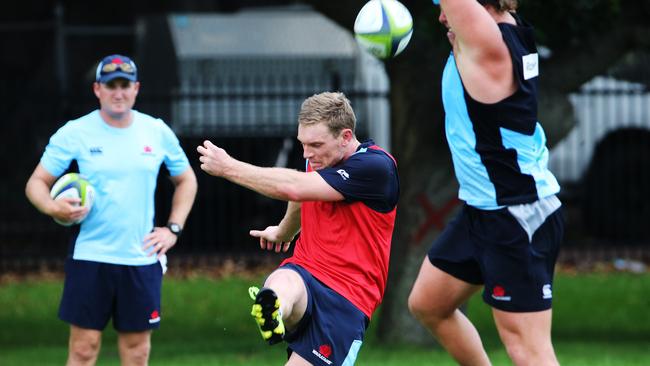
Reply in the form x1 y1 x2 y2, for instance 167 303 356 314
197 140 232 177
250 226 293 253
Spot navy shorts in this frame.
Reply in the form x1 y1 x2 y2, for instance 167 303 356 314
280 263 369 366
427 203 564 312
59 258 163 331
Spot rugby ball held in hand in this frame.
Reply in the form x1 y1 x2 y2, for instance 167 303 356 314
50 173 95 226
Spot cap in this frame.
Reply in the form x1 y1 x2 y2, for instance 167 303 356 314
95 54 138 83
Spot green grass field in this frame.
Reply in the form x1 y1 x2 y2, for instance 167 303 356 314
1 271 649 365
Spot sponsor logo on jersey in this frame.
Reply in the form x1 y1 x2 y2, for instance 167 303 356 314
142 145 155 156
542 284 552 299
337 169 350 180
312 344 333 364
522 53 539 80
149 309 161 324
89 147 103 155
491 285 512 301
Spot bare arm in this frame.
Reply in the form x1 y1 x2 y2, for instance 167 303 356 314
249 201 301 253
439 0 515 102
143 166 198 259
276 201 301 239
197 140 344 202
167 167 198 228
25 163 87 223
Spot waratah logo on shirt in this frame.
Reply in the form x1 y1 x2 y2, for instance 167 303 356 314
142 145 154 156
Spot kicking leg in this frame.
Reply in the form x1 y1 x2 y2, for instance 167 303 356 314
264 268 308 329
249 268 308 345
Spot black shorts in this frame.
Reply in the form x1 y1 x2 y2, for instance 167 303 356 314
59 258 163 331
427 203 564 312
280 263 369 366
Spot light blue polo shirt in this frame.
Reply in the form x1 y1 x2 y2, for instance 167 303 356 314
41 110 190 265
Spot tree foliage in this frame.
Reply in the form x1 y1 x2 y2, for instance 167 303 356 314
521 0 622 50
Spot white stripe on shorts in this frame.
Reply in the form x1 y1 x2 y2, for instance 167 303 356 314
507 195 561 242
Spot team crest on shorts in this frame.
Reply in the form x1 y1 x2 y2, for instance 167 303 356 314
149 309 161 323
491 285 512 301
312 344 333 364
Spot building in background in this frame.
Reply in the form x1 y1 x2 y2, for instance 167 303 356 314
549 76 650 243
136 6 391 149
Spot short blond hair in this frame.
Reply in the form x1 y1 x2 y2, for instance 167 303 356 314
479 0 517 12
298 92 356 136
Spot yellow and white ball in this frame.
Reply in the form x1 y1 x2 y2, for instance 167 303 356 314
50 173 95 226
354 0 413 59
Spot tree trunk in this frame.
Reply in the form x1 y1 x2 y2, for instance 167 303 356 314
372 35 464 343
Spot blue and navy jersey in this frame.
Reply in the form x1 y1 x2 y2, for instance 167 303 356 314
41 110 190 265
441 15 559 209
316 140 399 213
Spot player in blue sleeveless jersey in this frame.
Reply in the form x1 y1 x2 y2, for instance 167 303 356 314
25 54 198 366
408 1 563 365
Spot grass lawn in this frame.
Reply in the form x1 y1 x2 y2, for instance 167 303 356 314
0 272 649 365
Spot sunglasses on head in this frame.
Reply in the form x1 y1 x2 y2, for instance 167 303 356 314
101 62 135 74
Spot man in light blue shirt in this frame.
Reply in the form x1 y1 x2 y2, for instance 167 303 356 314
25 54 197 366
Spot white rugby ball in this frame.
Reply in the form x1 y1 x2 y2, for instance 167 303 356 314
354 0 413 59
50 173 95 226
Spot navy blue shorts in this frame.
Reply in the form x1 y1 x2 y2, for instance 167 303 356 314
59 258 163 331
280 263 369 366
427 204 564 312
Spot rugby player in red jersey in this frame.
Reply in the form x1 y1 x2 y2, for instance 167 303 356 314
198 92 399 366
